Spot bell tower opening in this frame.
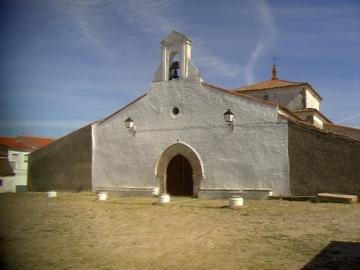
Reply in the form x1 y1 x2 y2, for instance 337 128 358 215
169 52 180 80
153 31 202 83
160 31 192 81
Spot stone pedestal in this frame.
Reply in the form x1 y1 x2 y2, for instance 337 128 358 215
159 194 170 204
229 197 243 208
46 191 57 198
97 192 108 201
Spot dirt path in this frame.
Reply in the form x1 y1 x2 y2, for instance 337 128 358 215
1 193 359 269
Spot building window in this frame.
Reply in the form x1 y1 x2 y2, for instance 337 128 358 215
263 94 269 101
169 61 180 80
11 153 19 161
306 115 313 123
0 179 3 186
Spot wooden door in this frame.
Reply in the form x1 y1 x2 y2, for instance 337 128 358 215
166 154 193 196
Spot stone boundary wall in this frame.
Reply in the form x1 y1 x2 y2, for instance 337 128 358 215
28 125 92 191
288 121 360 196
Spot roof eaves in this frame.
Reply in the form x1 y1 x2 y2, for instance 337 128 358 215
292 108 332 123
277 106 304 122
234 82 307 93
97 93 147 125
202 82 277 108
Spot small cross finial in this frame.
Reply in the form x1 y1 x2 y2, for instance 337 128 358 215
271 57 278 80
272 64 277 80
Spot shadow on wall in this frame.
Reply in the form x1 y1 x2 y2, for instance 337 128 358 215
301 241 360 270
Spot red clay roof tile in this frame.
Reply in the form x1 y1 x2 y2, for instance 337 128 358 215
0 136 54 151
234 78 306 92
233 78 322 101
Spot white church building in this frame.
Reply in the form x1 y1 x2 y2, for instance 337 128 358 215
28 31 360 198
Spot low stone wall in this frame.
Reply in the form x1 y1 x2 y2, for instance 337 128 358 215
28 125 92 191
288 121 360 196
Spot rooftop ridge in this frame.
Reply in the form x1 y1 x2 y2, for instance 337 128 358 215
233 78 306 92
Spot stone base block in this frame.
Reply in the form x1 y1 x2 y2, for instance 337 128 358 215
229 197 244 208
198 189 272 200
270 196 316 201
317 193 358 204
95 187 155 197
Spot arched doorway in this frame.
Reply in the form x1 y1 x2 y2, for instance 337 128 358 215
155 142 204 197
166 154 193 196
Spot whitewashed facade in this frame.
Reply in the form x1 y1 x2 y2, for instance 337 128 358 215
0 150 29 193
92 32 291 198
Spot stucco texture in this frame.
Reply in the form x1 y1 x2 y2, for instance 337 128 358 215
28 125 92 191
244 87 305 111
92 79 290 196
288 121 360 196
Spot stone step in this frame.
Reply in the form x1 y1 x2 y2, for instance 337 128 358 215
269 196 315 201
317 193 358 204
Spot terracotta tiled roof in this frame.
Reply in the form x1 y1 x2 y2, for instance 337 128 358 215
234 78 306 92
17 136 54 148
233 78 322 101
0 136 54 152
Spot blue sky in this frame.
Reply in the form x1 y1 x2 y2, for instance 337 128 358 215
1 0 359 138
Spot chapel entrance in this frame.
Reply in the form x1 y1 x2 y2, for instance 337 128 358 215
166 154 193 196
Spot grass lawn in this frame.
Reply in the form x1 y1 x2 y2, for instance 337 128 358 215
0 192 359 270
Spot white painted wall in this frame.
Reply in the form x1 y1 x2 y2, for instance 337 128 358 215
92 78 290 196
313 115 324 129
305 89 320 110
244 86 321 112
8 150 29 189
243 87 305 111
0 177 15 193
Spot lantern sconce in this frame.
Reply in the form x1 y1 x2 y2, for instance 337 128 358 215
125 117 136 136
223 109 234 131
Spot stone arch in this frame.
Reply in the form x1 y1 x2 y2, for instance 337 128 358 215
155 142 204 196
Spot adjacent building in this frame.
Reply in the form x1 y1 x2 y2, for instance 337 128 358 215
0 136 54 192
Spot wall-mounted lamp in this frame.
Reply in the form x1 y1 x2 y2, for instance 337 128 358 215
125 117 136 136
224 109 234 131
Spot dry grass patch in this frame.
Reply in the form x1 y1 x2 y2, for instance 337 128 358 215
0 192 359 270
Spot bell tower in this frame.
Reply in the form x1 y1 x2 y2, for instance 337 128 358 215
160 31 192 81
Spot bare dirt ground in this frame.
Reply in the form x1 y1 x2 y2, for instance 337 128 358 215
0 192 359 270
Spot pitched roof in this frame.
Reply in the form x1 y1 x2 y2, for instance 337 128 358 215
292 108 332 123
17 136 54 149
0 136 54 152
233 78 323 101
234 78 306 92
161 31 191 44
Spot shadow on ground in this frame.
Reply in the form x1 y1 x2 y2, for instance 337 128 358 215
301 241 360 270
